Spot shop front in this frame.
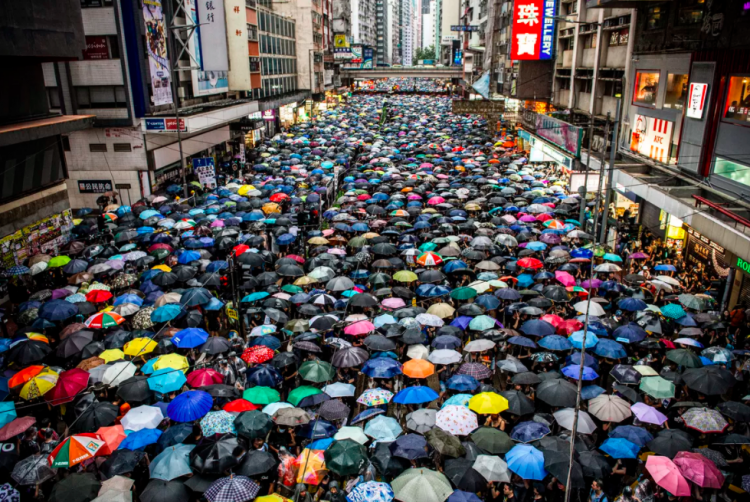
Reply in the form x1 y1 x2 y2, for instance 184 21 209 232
518 130 574 174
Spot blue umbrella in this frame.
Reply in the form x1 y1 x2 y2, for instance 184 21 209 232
561 364 598 381
351 407 386 425
38 300 78 321
7 265 30 276
566 351 598 369
447 491 483 502
506 444 547 480
148 368 187 394
661 303 686 319
180 288 213 307
0 402 16 428
297 420 337 439
246 365 283 387
167 390 213 422
118 428 163 450
508 336 537 348
172 328 209 348
581 385 606 400
594 339 627 359
115 294 144 307
139 210 160 220
206 261 229 273
393 386 439 404
443 260 469 273
618 298 647 312
570 248 593 259
654 264 677 272
510 421 550 443
177 251 201 264
156 424 193 453
250 336 282 351
612 323 648 343
149 443 195 480
474 294 501 310
599 438 640 459
242 292 269 302
609 425 654 446
151 304 182 323
538 335 573 351
446 375 479 392
520 319 555 337
390 434 429 459
362 358 402 378
569 331 598 349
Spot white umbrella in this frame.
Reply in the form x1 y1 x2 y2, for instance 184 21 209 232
473 454 510 483
121 405 164 431
262 402 294 415
553 408 597 434
588 394 632 423
406 409 436 434
407 344 430 360
573 301 605 317
102 361 137 386
436 405 478 436
88 363 113 384
415 313 444 327
655 275 681 286
428 349 462 365
594 263 621 272
648 280 674 293
322 382 355 398
464 339 496 353
334 426 369 444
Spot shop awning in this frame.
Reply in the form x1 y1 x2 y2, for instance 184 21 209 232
0 114 94 148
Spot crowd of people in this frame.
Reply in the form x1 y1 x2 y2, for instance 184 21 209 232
0 82 748 502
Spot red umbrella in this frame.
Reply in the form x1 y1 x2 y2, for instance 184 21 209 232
660 339 676 349
223 399 260 413
187 368 224 387
270 193 289 203
286 255 305 264
557 319 584 336
241 346 275 364
233 244 250 256
0 416 36 441
673 451 724 488
86 290 113 303
540 314 562 328
148 244 173 253
517 257 543 270
45 368 90 405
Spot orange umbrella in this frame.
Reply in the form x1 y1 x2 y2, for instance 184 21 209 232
48 433 110 468
8 365 44 389
97 425 127 450
402 359 435 379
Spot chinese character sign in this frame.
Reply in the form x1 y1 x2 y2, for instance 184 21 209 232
511 0 555 61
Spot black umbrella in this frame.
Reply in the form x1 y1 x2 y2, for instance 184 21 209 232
237 449 277 477
331 347 369 368
536 378 578 407
141 480 191 502
56 330 94 358
611 365 641 384
713 433 750 445
190 434 239 474
681 366 736 395
270 352 298 369
6 340 51 365
499 390 535 415
99 450 145 479
156 423 194 453
511 372 541 386
364 334 397 351
235 410 273 439
116 375 153 404
371 442 409 478
544 450 585 488
202 384 240 398
647 429 693 458
578 449 612 479
49 473 100 502
717 401 750 421
470 427 513 455
73 402 119 432
425 428 465 458
445 459 486 491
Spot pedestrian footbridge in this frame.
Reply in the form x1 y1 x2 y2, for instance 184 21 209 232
340 67 463 79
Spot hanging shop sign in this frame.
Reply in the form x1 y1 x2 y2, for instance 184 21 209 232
510 0 556 61
686 227 728 275
224 0 252 90
197 0 229 72
686 83 709 120
535 113 582 157
142 0 173 106
144 118 187 132
83 36 109 60
452 100 506 114
263 109 276 121
185 0 229 96
193 157 217 187
630 114 674 163
77 180 114 194
334 34 350 48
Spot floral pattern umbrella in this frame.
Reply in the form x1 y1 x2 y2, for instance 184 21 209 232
356 388 394 406
200 411 237 437
435 405 479 436
681 407 728 433
132 308 155 329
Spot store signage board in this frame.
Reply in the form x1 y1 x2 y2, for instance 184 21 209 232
78 180 113 194
510 0 556 61
535 114 582 157
630 114 674 164
193 157 216 187
686 83 708 119
144 118 187 132
83 36 109 60
737 257 750 274
452 100 506 114
451 25 479 32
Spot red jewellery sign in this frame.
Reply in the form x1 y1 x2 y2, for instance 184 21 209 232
510 0 556 61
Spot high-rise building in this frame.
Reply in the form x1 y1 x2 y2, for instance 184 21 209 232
422 0 435 53
436 0 460 64
348 0 376 47
376 0 392 65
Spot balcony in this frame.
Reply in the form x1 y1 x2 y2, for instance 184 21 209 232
581 48 597 68
246 0 256 7
560 49 573 68
604 45 626 69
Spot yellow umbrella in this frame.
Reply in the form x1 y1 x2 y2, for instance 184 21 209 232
308 237 329 245
421 208 438 213
262 203 280 215
99 349 126 363
257 495 292 502
465 203 482 211
295 449 327 485
393 270 418 283
427 303 455 318
237 185 256 196
294 276 318 286
153 353 189 373
469 392 509 415
152 264 172 273
123 337 157 357
25 333 49 344
362 232 380 239
100 305 114 312
19 367 59 400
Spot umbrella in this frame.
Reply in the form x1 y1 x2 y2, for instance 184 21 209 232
599 438 640 459
49 473 101 502
346 481 394 502
588 395 632 422
235 410 273 439
150 444 196 481
645 456 691 497
468 392 508 415
205 476 260 502
505 444 547 480
191 434 239 474
425 428 466 458
681 407 728 433
12 455 57 485
406 409 437 434
167 390 213 422
435 405 478 436
48 434 110 467
648 430 693 458
673 451 724 488
391 468 453 502
140 480 191 502
472 455 510 483
324 439 368 476
470 427 513 454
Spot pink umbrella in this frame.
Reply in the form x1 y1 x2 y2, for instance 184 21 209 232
555 271 576 287
581 278 602 289
322 229 335 236
428 197 445 205
646 456 691 496
519 215 537 223
419 163 433 168
327 248 347 255
673 452 724 488
210 220 224 227
381 298 406 309
344 320 376 336
436 174 449 179
408 194 422 200
628 252 650 260
631 402 667 425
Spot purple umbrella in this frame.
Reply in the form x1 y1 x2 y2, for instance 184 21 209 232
451 316 473 330
581 278 602 289
631 402 667 425
540 234 562 245
51 289 72 300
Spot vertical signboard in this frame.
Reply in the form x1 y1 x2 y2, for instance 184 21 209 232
186 0 228 96
362 47 374 68
224 0 252 90
143 0 173 106
193 158 217 187
198 0 229 72
630 114 674 164
686 83 708 119
510 0 555 61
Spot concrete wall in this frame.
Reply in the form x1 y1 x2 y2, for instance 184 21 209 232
0 0 85 59
81 6 117 35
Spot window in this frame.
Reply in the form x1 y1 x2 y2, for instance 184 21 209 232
677 0 705 26
664 74 688 110
714 157 750 188
62 136 71 152
113 143 132 152
723 75 750 124
89 143 107 152
75 85 127 108
81 0 113 6
47 88 61 109
609 29 628 47
633 71 660 107
646 5 668 30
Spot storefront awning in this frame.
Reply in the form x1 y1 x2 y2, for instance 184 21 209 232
0 114 95 148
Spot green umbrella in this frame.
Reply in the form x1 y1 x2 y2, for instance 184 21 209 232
243 386 280 405
48 256 71 268
299 360 336 383
666 349 703 368
324 439 368 476
424 428 465 458
368 272 391 288
419 242 437 251
349 237 367 248
281 284 303 294
288 386 323 407
234 410 274 439
468 315 496 331
450 287 477 301
470 427 514 454
639 376 675 399
285 319 310 333
150 249 170 260
391 468 452 502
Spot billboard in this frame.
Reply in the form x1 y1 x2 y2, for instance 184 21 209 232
362 47 374 68
334 34 353 60
534 113 582 157
197 0 229 72
510 0 556 61
224 0 252 90
186 0 228 96
142 0 173 106
630 114 674 164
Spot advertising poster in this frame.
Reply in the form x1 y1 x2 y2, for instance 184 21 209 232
630 114 674 164
193 157 217 187
534 114 582 157
185 0 228 96
362 47 374 68
83 36 109 60
510 0 555 61
143 0 173 106
0 210 74 270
